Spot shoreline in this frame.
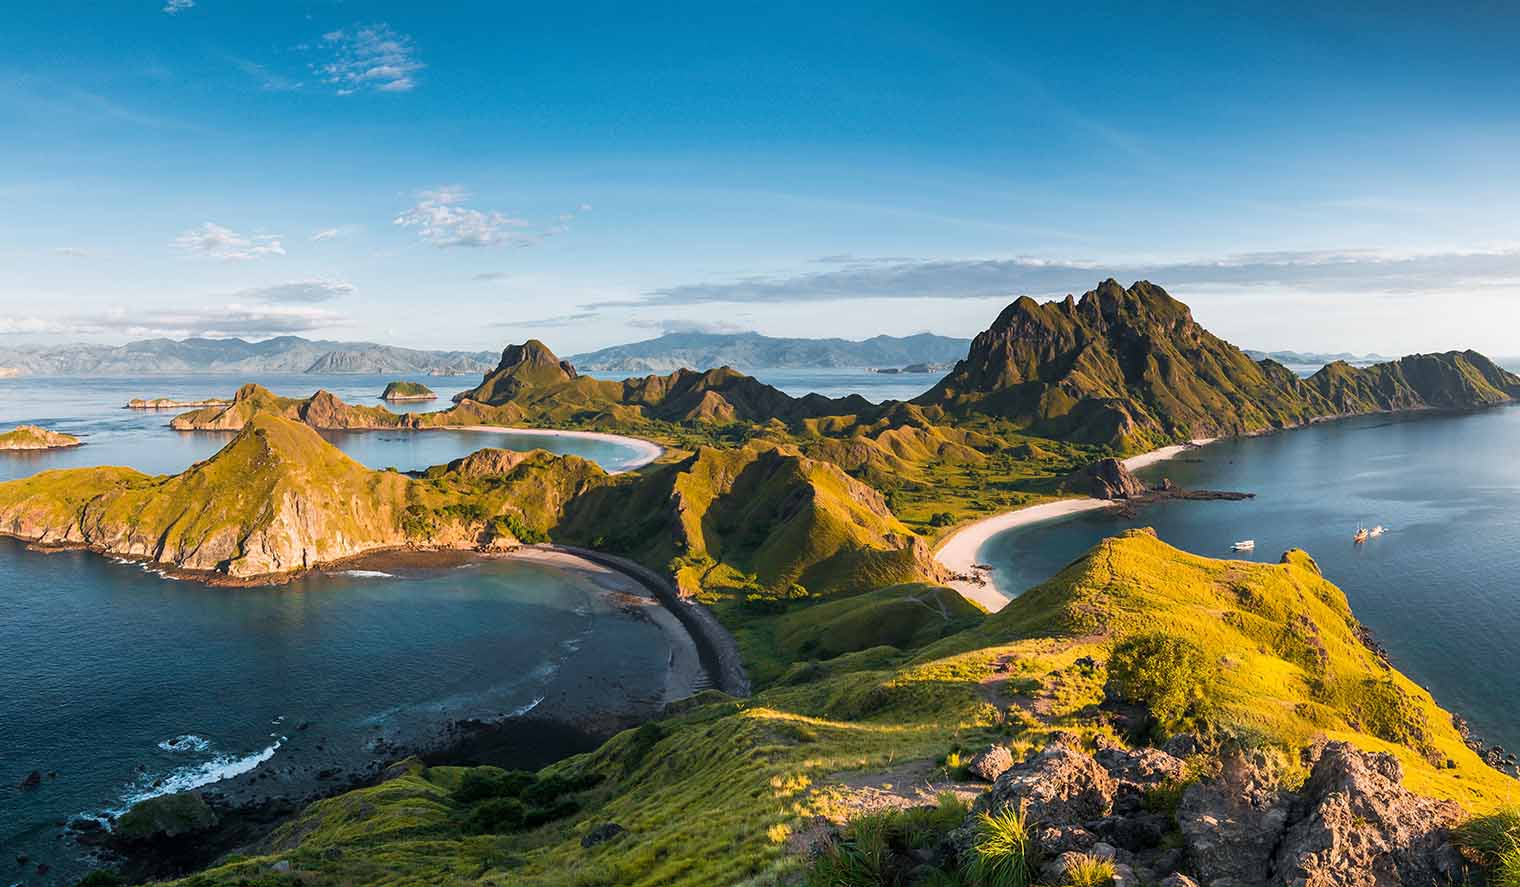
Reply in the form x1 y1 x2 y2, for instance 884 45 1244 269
935 438 1216 612
443 424 664 473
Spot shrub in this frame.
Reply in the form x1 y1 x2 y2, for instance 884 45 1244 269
465 797 526 833
1457 806 1520 887
929 512 955 527
76 872 126 887
1106 632 1217 728
963 807 1035 887
1061 853 1116 887
453 768 536 804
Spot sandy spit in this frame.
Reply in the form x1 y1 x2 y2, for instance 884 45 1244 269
935 438 1217 612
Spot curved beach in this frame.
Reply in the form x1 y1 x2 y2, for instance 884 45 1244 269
936 439 1215 612
439 424 663 473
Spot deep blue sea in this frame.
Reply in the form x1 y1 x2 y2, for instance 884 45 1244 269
979 405 1520 756
0 374 672 882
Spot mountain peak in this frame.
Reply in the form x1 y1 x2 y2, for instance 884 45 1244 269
456 340 580 405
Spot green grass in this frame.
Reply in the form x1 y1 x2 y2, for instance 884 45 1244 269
1060 853 1116 887
963 808 1036 887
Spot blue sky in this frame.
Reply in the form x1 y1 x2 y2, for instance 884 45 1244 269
2 2 1519 355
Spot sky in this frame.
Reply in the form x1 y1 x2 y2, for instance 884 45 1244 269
2 1 1519 356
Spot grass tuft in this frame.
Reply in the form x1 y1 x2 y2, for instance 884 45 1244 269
963 807 1036 887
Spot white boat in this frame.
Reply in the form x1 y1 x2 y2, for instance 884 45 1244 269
1368 525 1386 537
1354 526 1370 543
1231 540 1255 551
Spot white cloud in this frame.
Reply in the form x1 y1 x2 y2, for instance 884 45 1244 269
393 188 591 249
54 247 91 258
172 222 285 261
162 0 195 14
310 228 340 241
394 187 532 248
233 280 354 303
316 24 423 95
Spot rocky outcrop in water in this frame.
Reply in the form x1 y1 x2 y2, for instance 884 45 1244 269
0 425 81 450
1065 457 1147 499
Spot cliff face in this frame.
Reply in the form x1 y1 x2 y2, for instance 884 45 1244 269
918 279 1520 449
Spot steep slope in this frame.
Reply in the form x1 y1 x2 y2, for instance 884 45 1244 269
559 441 937 597
919 279 1520 449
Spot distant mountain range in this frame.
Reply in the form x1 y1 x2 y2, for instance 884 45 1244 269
0 336 497 376
567 332 971 372
1242 349 1388 366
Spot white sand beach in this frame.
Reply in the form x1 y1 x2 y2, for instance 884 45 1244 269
449 425 664 473
936 438 1216 612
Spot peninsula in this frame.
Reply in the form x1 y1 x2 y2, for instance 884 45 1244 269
126 397 231 410
0 424 81 450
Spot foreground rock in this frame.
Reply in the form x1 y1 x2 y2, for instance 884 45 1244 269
0 425 80 450
1065 457 1148 499
115 791 219 842
962 738 1473 886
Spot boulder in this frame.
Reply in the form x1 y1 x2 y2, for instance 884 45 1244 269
1273 741 1467 886
1066 457 1147 500
581 823 626 848
17 770 42 789
1176 749 1290 887
966 744 1015 782
1158 874 1200 887
981 741 1117 825
114 791 219 842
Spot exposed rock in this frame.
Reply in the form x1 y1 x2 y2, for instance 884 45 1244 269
980 741 1116 824
1274 741 1467 886
966 744 1015 782
1176 749 1290 887
17 770 42 789
1066 457 1147 500
114 791 219 842
581 822 626 848
1162 733 1202 758
1159 874 1200 887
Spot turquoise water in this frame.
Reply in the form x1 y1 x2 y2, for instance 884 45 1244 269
979 405 1520 754
0 373 650 480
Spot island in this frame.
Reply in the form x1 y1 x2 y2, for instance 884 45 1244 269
126 397 232 410
379 380 437 402
14 280 1520 887
0 424 81 450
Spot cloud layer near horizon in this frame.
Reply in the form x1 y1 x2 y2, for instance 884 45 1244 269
599 248 1520 308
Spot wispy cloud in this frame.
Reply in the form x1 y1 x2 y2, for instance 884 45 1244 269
394 188 590 249
602 248 1520 308
315 24 423 95
493 312 601 328
53 247 91 258
172 222 285 261
310 228 341 242
162 0 195 14
226 55 301 92
233 280 354 303
633 318 754 335
1 305 340 339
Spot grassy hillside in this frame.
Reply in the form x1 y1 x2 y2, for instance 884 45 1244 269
0 424 81 449
157 531 1516 887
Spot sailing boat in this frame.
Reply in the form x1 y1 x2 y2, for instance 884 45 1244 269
1353 526 1370 543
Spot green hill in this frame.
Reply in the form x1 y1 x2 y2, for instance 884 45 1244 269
917 279 1520 449
0 424 81 450
380 380 437 401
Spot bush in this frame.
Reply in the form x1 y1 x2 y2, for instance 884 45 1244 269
465 797 526 833
1457 806 1520 887
963 807 1035 887
453 768 536 804
1107 632 1217 728
804 795 969 887
1062 853 1116 887
929 512 955 527
76 872 126 887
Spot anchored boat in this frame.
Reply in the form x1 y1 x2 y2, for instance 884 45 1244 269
1231 540 1255 551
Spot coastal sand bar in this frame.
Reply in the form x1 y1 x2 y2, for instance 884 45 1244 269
937 438 1215 612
